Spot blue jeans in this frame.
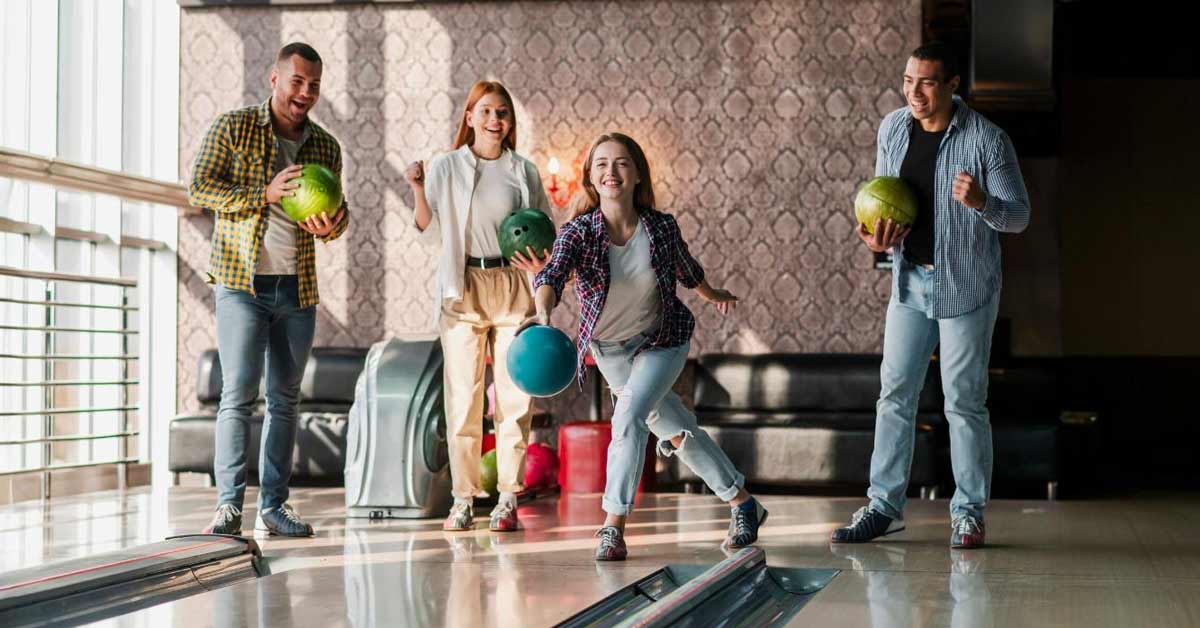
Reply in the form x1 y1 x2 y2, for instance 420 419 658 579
214 276 315 511
868 260 998 521
591 334 744 515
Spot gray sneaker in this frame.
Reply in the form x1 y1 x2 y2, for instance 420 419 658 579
443 501 474 531
489 501 519 532
594 526 628 561
950 515 985 549
203 504 242 535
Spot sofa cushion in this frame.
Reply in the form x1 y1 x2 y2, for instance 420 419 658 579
695 410 941 431
196 350 223 405
168 413 348 481
300 348 368 404
663 425 938 487
987 361 1060 417
992 422 1059 481
194 347 368 406
694 353 940 412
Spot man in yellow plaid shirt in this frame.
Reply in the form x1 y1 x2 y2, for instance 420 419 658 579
190 42 350 538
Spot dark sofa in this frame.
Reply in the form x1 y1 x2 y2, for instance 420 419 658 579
168 347 365 485
662 354 941 494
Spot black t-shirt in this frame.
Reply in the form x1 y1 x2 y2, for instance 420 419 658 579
898 115 950 267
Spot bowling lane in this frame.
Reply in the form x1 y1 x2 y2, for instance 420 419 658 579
8 488 1200 627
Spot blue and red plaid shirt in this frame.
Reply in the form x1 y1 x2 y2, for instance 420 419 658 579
534 207 706 384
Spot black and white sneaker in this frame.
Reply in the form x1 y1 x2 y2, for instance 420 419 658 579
203 503 242 535
255 502 314 537
726 497 769 548
830 506 905 543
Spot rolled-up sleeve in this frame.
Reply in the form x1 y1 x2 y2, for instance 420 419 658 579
188 114 267 213
669 215 705 289
977 132 1031 234
533 219 581 301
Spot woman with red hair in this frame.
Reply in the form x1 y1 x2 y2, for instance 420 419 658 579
405 80 551 532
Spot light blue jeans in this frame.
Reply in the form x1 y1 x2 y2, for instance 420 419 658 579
214 275 316 511
591 334 744 515
868 260 998 522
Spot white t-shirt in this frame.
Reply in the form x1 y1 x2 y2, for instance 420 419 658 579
466 151 522 258
257 131 306 275
592 220 662 342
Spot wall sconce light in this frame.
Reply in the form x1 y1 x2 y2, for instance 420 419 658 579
546 156 572 209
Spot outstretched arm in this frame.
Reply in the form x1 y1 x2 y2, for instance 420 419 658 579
694 280 738 315
667 215 737 315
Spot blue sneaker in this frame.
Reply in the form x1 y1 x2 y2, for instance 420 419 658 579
255 502 314 537
726 497 768 548
830 506 904 543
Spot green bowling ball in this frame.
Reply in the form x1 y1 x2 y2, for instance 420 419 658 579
854 176 917 234
497 208 555 261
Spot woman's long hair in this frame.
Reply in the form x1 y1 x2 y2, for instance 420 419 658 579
580 132 655 213
452 80 517 151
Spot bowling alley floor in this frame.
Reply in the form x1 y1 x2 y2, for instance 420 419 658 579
3 487 1200 627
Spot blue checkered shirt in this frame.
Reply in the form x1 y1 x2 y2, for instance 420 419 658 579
876 97 1031 318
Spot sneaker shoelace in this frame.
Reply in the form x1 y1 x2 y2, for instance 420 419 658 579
848 506 870 528
277 503 305 528
953 516 981 537
596 527 622 548
215 504 241 526
492 502 515 519
731 506 754 537
450 502 472 521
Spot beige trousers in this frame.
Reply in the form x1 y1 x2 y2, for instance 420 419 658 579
440 265 536 499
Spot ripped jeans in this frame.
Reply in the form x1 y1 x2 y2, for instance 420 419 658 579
591 334 745 515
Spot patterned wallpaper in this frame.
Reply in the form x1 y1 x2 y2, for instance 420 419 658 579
177 0 920 417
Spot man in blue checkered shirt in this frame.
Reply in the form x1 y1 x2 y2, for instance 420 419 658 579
832 43 1031 549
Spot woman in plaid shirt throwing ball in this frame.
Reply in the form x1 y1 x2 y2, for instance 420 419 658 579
528 133 767 561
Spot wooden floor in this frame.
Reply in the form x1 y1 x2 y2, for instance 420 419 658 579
3 487 1199 627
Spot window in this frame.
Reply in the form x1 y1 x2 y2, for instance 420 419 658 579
0 0 180 499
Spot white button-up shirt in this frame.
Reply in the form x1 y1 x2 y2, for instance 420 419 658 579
420 145 551 324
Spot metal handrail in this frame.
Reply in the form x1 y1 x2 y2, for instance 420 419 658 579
55 226 108 244
0 354 137 360
0 184 153 496
0 325 138 334
0 406 138 417
0 431 138 446
0 146 191 209
0 218 168 251
0 458 140 478
0 217 42 235
0 297 138 311
0 380 139 387
121 235 168 251
0 265 137 287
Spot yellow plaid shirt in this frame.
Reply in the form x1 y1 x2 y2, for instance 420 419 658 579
188 100 350 308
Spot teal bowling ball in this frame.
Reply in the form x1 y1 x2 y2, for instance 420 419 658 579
506 326 576 397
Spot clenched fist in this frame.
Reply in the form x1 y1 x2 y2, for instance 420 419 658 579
404 160 425 190
953 171 986 210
